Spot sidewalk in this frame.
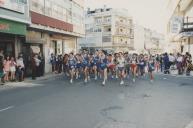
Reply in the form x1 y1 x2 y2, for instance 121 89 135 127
0 73 64 91
158 69 193 78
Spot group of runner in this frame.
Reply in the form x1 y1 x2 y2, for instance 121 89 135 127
63 50 156 85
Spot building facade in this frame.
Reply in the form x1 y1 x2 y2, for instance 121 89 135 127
167 0 193 55
78 7 134 52
0 0 30 57
25 0 85 74
134 24 165 54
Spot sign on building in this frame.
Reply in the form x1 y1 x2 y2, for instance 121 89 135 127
170 16 183 34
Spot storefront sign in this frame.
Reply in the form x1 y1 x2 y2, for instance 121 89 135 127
0 23 9 31
0 19 26 35
170 16 183 34
0 0 26 13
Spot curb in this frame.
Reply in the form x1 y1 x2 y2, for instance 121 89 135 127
0 73 64 91
24 73 64 83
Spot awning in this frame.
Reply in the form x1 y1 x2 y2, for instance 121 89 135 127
0 18 26 35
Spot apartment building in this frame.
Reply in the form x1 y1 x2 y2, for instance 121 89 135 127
25 0 85 74
134 25 165 54
79 7 134 52
0 0 30 57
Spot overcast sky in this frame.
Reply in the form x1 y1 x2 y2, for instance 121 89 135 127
85 0 168 34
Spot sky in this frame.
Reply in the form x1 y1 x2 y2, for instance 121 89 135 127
85 0 168 34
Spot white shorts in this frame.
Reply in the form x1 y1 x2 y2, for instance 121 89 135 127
10 67 16 72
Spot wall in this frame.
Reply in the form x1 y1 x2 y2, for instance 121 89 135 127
0 0 30 24
134 25 145 52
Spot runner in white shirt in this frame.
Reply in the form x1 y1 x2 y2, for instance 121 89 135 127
117 52 125 85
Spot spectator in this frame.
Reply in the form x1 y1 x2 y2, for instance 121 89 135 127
34 54 41 76
50 53 56 73
16 55 25 82
160 54 163 72
186 53 192 75
31 54 38 80
10 57 16 81
38 52 44 77
177 53 183 75
169 53 176 69
0 56 5 85
63 54 69 76
58 55 63 73
0 49 4 60
163 53 170 74
4 56 11 82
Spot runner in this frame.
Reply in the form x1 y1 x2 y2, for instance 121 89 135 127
75 54 82 80
130 54 138 83
124 52 131 80
68 53 76 84
93 51 100 80
138 54 145 77
100 50 108 86
107 54 116 79
117 52 126 85
148 56 155 82
82 52 89 83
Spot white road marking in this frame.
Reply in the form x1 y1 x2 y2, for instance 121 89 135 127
0 106 14 112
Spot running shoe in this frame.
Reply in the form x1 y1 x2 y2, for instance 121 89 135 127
120 80 124 85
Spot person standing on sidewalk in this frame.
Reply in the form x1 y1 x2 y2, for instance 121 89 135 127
10 57 16 81
163 53 170 74
0 56 5 85
16 55 25 82
38 52 44 77
31 54 37 80
3 56 11 82
177 53 183 75
50 54 56 73
148 56 155 82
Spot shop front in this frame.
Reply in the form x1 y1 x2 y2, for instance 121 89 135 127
0 18 26 57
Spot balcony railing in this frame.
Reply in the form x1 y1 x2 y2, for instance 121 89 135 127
115 21 131 27
181 17 193 32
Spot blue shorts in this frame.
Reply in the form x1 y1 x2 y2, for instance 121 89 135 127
76 63 82 69
69 65 75 70
118 67 124 71
100 63 107 70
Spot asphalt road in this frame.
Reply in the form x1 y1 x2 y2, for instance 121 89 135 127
0 74 193 128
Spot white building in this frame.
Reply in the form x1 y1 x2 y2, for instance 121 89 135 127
167 0 193 56
26 0 85 75
78 7 134 52
134 25 145 53
134 25 165 54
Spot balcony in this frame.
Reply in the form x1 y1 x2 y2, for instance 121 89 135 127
115 21 131 27
181 17 193 33
95 21 111 26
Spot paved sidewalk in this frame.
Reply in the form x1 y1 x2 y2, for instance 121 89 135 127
0 73 64 91
158 70 193 78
